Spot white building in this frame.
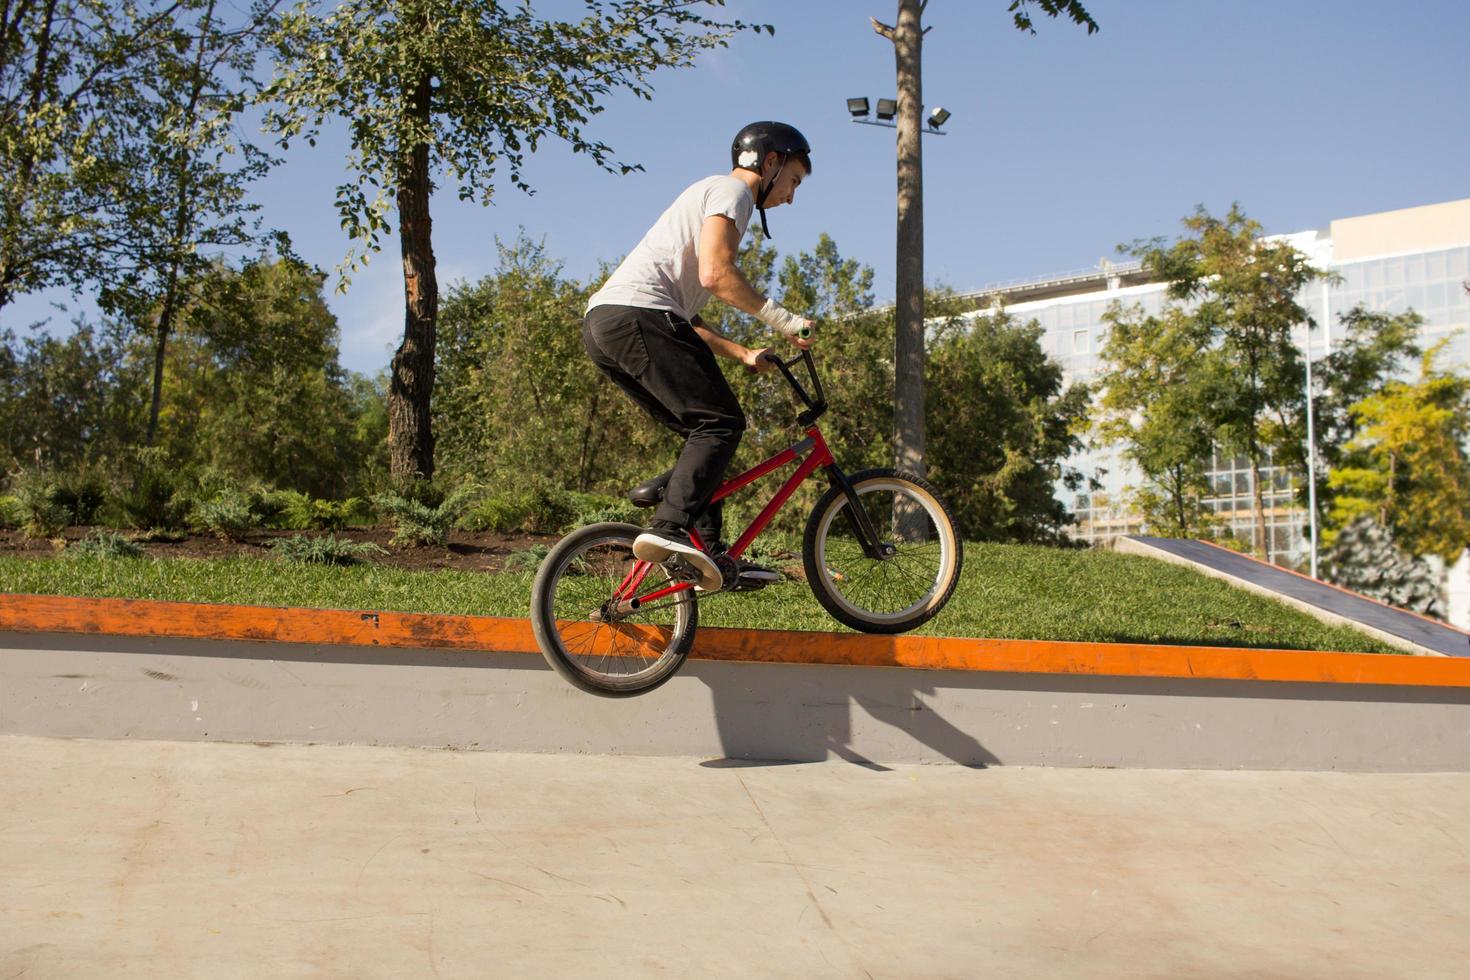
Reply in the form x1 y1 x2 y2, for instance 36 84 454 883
954 198 1470 616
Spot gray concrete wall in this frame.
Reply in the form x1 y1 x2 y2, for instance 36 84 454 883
4 630 1470 771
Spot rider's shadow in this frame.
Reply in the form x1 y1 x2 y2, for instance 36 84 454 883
692 660 1001 770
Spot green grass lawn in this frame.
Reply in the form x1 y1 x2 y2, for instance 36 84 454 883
0 543 1400 654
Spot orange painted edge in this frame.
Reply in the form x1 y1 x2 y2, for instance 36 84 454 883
3 592 1470 689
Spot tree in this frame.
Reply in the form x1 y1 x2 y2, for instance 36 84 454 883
159 259 371 496
1294 307 1422 523
1094 303 1224 537
868 0 1096 520
1 0 154 309
926 307 1090 542
434 234 660 494
104 0 283 447
1134 204 1322 558
263 0 769 483
0 319 146 471
1326 340 1470 564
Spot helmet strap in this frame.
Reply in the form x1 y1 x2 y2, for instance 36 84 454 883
754 154 787 240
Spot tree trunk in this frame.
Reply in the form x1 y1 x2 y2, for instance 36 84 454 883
388 71 438 482
1250 449 1268 559
145 276 177 446
1172 463 1187 535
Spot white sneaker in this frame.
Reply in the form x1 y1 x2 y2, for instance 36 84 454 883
633 527 723 592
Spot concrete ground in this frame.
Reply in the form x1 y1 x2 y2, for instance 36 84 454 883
2 737 1469 979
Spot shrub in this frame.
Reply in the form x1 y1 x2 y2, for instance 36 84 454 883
0 495 23 529
190 487 262 541
280 492 373 531
373 482 481 546
118 449 190 531
65 530 143 559
272 534 388 566
8 467 110 536
460 492 530 534
568 492 642 528
502 543 551 572
15 480 71 538
48 467 109 525
460 486 634 534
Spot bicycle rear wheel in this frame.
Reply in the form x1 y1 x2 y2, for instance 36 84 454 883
530 522 698 697
803 469 963 634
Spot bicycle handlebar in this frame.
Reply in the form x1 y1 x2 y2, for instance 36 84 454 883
761 344 826 425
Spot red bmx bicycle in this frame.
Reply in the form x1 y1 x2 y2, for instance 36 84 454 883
530 349 963 696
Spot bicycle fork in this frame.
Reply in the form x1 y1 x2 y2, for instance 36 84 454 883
824 463 893 561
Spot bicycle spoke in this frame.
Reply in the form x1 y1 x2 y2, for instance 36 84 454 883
540 529 695 687
816 483 954 624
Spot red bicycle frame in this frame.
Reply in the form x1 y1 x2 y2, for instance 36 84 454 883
612 426 835 606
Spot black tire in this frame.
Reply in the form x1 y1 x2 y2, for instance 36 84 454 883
530 522 698 697
802 469 963 634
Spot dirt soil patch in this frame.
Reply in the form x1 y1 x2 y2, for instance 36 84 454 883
0 527 562 573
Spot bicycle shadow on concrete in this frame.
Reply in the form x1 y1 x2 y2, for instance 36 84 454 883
687 656 1001 770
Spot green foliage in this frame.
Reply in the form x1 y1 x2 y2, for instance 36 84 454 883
263 490 374 531
462 486 640 534
0 495 23 529
926 309 1092 542
1115 204 1324 555
1009 0 1100 35
117 449 191 531
0 323 146 472
160 259 373 497
1095 302 1222 537
262 1 769 277
1305 307 1424 519
373 483 481 546
47 466 110 526
436 235 661 494
0 0 278 321
65 530 143 560
1326 340 1470 562
6 466 111 535
272 534 387 566
190 487 263 542
14 479 72 539
501 544 552 573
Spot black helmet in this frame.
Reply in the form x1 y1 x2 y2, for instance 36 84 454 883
731 121 811 239
731 121 812 176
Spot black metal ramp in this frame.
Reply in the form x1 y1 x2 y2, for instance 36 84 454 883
1124 536 1470 658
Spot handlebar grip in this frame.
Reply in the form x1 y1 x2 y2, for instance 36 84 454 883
796 325 812 340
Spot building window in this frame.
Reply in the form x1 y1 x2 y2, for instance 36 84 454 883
1072 329 1088 353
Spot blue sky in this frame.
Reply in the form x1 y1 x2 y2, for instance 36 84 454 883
6 0 1467 374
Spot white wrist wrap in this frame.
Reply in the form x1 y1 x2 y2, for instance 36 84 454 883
757 298 804 338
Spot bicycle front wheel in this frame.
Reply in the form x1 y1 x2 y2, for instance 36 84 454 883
803 469 963 634
530 522 698 697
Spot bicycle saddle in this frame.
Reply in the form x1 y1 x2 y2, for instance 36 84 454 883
627 468 674 508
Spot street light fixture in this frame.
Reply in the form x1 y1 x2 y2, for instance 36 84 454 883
847 97 949 136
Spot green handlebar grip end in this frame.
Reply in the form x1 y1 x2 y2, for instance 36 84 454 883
797 326 811 340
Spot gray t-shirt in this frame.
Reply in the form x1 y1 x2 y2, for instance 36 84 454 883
586 175 754 321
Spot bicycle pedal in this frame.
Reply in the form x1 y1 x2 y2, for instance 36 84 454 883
663 556 703 584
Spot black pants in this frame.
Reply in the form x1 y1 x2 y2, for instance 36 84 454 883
583 304 745 545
